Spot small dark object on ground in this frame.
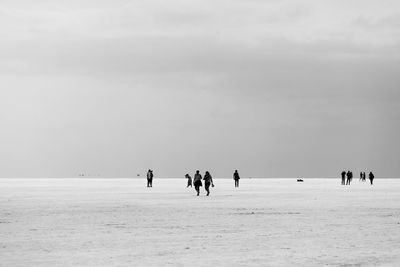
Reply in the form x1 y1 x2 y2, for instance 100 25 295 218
297 179 304 182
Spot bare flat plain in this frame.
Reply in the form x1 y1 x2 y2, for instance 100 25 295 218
1 178 399 266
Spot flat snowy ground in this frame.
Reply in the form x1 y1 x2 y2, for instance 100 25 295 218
1 178 399 266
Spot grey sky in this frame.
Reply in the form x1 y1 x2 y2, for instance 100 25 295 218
1 0 399 178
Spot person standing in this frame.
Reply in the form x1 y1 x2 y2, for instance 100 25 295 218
203 171 214 196
146 169 153 187
185 174 192 188
346 171 351 185
233 170 240 188
341 171 346 185
369 172 375 185
193 170 202 196
146 169 151 187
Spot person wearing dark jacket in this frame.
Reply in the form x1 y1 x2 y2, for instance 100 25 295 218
346 171 352 185
341 171 346 185
369 172 375 185
146 169 153 187
203 171 214 196
193 170 202 196
233 170 240 188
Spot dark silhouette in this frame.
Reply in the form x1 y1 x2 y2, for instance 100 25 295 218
346 171 352 185
341 171 346 185
233 170 240 188
360 171 367 182
146 169 153 187
297 179 304 182
363 172 366 182
193 170 202 196
203 171 214 196
185 174 192 187
369 172 374 185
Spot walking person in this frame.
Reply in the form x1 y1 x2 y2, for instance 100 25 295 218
233 170 240 188
359 172 363 181
341 171 346 185
203 171 214 196
185 174 192 188
363 172 366 182
193 170 202 196
369 172 375 185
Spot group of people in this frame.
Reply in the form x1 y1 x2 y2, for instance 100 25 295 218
185 171 214 196
185 170 241 195
341 170 375 185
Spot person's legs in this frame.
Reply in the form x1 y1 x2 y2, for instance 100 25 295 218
205 183 210 196
147 179 150 187
195 185 199 196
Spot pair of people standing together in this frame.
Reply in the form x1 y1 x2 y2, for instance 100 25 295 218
193 170 214 196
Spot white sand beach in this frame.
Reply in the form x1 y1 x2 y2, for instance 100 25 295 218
1 178 399 266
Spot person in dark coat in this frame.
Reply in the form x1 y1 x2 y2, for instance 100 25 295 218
193 170 202 196
346 170 351 185
146 169 152 187
341 171 346 185
203 171 214 196
185 174 192 188
233 170 240 188
369 172 375 185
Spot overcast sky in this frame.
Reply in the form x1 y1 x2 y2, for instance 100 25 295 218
1 0 399 178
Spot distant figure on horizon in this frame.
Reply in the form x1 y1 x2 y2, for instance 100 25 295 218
363 172 366 182
146 169 153 187
359 172 363 181
185 174 192 187
193 170 202 196
369 172 375 185
346 171 352 185
233 170 240 188
203 171 214 196
341 171 346 185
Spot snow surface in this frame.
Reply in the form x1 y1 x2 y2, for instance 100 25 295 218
1 178 399 266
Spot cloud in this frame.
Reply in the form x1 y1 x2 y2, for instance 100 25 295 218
1 0 400 177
